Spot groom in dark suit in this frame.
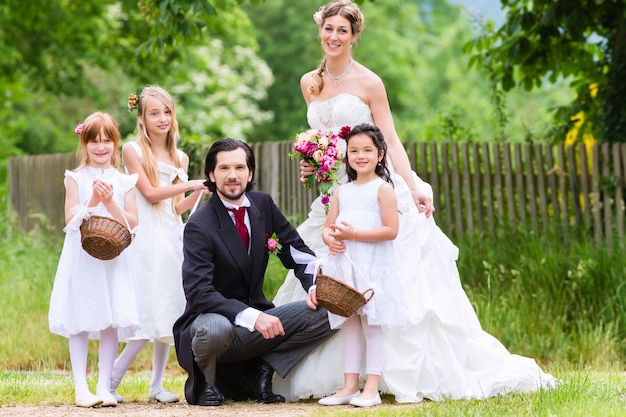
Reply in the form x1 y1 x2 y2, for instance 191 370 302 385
173 138 333 406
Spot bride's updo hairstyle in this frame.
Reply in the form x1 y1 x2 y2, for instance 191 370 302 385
309 0 365 96
345 123 393 185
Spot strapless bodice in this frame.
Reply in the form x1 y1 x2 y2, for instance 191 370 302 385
307 93 374 132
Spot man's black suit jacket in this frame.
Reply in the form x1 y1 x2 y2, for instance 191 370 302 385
173 190 315 403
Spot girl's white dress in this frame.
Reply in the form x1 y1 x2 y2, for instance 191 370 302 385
322 178 405 330
272 93 558 403
122 142 186 344
48 167 140 340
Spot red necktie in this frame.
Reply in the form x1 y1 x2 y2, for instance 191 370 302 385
227 207 249 251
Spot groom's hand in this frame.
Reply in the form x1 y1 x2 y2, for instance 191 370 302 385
254 312 285 339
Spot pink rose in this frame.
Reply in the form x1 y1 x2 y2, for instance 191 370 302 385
312 149 323 162
74 123 83 135
265 233 282 255
267 238 278 251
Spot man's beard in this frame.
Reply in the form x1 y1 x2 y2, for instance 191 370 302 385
216 184 246 202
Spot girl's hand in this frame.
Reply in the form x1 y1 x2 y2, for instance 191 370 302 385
300 160 316 184
188 179 208 192
326 235 345 255
329 221 354 242
93 180 113 203
327 222 354 254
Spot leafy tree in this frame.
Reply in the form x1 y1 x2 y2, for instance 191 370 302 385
466 0 626 143
0 0 270 180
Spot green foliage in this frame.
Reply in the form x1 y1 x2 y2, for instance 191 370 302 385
241 1 325 141
133 0 262 55
0 0 269 179
466 0 626 143
456 226 626 366
0 0 576 181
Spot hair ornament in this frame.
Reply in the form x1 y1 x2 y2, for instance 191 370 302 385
313 10 322 25
74 123 83 135
127 93 139 113
338 125 351 139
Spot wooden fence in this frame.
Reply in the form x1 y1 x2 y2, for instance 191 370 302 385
8 141 626 246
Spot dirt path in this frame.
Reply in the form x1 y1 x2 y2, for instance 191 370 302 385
1 400 422 416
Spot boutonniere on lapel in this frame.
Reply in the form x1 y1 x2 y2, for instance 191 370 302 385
265 233 282 256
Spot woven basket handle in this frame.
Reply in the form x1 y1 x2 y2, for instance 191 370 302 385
362 288 374 303
117 210 132 232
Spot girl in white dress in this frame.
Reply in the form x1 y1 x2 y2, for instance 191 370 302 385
48 112 139 408
317 124 404 408
110 86 207 403
273 0 557 403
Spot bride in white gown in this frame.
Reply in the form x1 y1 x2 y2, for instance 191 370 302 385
272 0 557 403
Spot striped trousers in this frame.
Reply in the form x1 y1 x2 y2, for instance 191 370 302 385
189 300 334 386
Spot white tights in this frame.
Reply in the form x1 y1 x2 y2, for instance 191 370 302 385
69 327 118 398
111 339 171 393
342 314 384 376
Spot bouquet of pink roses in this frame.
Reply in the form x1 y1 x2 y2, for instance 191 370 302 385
290 126 350 213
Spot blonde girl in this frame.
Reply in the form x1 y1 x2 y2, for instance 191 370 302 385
111 86 207 403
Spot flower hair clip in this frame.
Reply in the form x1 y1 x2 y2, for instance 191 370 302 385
265 232 282 256
127 93 139 113
74 123 83 135
313 11 322 25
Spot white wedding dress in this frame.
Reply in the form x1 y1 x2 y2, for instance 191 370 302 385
272 93 557 403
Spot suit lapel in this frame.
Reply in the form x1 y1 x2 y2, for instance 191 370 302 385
247 199 266 279
246 197 270 304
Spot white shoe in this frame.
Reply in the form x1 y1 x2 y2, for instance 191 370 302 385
110 390 124 403
349 392 382 407
75 392 103 408
149 387 180 403
110 378 123 403
318 390 361 405
96 390 118 407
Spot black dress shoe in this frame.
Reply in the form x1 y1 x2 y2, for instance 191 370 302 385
196 383 225 406
253 360 285 404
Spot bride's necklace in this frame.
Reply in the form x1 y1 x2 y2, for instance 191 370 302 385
325 59 353 86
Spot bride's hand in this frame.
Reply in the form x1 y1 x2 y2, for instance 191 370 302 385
411 189 435 217
300 160 316 184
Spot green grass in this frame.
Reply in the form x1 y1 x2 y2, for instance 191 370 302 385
2 367 626 416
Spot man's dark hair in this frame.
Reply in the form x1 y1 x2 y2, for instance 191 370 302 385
204 138 256 193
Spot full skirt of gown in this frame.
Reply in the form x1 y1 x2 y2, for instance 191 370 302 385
272 93 557 403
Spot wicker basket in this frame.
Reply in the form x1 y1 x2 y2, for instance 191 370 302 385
316 268 374 317
80 215 133 260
